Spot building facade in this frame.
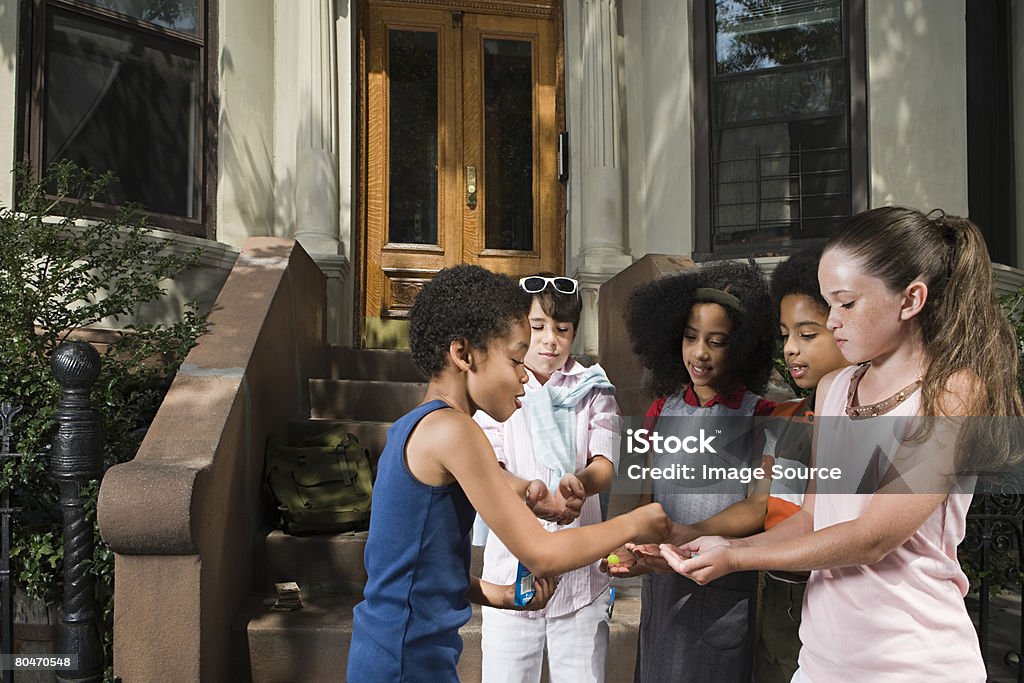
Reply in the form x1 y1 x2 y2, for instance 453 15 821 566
2 0 1023 353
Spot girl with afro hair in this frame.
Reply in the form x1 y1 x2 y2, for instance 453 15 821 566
619 260 777 683
610 250 850 683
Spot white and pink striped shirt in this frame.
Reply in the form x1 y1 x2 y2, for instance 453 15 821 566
473 358 621 618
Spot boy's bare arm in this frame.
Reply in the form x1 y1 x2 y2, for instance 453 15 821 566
497 466 533 498
497 467 577 523
576 455 614 496
465 575 557 610
424 412 669 577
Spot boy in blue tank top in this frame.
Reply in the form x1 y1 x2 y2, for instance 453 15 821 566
347 265 671 682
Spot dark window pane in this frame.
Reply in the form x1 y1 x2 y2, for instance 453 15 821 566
709 1 852 252
715 0 842 73
484 38 533 252
388 29 439 246
715 63 846 126
44 8 200 217
712 116 850 248
80 0 199 35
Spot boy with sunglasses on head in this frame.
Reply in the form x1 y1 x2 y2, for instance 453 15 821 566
474 273 620 683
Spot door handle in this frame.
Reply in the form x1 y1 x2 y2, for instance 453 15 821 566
466 165 477 209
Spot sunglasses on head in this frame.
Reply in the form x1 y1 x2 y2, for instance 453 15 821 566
519 276 579 295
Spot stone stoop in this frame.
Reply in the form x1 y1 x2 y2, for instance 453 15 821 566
241 584 642 683
239 348 642 681
308 378 428 422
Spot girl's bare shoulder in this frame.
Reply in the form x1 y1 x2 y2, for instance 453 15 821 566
813 367 846 413
936 368 984 417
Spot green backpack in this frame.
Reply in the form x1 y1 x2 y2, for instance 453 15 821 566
265 429 373 534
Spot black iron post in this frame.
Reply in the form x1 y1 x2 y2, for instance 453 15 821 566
0 403 22 683
50 342 103 683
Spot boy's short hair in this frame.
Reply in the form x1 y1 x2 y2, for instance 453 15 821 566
769 246 828 315
410 265 532 378
528 271 582 330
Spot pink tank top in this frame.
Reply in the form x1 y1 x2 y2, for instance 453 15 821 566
799 364 984 682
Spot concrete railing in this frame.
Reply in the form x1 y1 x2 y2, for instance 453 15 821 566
97 238 327 681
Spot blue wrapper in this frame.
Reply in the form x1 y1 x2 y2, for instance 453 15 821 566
513 561 535 607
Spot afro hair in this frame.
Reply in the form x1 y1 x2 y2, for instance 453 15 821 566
769 246 828 316
410 264 532 378
623 260 775 398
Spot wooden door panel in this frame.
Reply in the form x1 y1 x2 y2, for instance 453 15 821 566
361 1 564 346
461 13 561 277
365 5 460 322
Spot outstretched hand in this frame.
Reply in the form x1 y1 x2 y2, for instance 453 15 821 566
551 473 586 524
524 479 566 523
524 475 586 525
600 542 673 576
600 545 643 576
660 535 736 584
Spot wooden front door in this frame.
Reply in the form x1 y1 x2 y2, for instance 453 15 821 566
360 0 564 347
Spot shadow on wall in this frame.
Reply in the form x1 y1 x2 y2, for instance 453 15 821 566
128 234 239 328
0 3 15 71
868 1 965 213
218 46 278 242
624 0 693 258
220 45 351 255
275 113 341 248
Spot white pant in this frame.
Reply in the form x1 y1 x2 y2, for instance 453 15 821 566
481 587 611 683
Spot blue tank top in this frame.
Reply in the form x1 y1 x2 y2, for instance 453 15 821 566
347 399 477 682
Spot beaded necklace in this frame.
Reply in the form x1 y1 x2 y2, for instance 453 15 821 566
845 363 921 419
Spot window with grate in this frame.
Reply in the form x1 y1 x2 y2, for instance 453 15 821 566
695 0 866 256
19 0 214 236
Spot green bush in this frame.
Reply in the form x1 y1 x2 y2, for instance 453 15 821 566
0 162 209 667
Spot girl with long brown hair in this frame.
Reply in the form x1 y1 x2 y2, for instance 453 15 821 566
659 207 1023 682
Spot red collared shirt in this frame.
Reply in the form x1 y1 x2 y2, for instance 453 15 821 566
645 383 775 426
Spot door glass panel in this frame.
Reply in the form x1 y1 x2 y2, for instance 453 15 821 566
388 29 439 245
483 38 533 251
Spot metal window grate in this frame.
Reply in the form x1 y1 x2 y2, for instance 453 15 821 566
711 143 852 243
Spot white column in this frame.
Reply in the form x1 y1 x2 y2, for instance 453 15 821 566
0 2 19 209
573 0 632 355
294 0 341 255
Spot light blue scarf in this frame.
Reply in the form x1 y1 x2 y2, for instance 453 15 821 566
524 363 615 490
471 364 615 546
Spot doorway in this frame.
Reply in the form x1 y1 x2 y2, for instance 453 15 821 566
359 0 565 347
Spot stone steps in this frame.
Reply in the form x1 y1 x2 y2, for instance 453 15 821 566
242 348 643 680
308 378 427 422
241 583 643 683
255 529 484 596
326 347 424 383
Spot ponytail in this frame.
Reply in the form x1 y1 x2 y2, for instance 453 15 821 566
826 207 1024 471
